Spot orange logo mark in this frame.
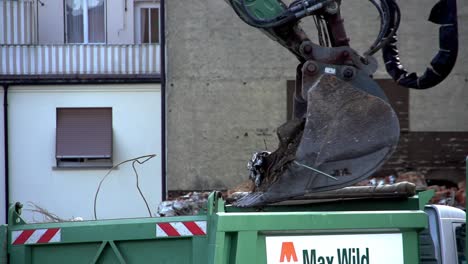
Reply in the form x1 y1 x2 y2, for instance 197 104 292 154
280 242 298 262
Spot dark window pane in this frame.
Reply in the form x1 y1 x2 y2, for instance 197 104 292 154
150 8 159 43
88 0 105 43
141 8 149 43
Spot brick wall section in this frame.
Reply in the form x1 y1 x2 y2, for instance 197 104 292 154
377 79 409 131
379 132 468 176
376 80 467 180
376 79 409 176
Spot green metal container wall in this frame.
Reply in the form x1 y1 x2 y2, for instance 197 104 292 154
7 210 209 264
207 192 430 264
1 225 7 264
6 191 433 263
209 212 426 263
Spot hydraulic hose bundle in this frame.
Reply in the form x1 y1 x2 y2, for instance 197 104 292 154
381 0 458 89
228 0 334 28
229 0 458 89
226 0 459 206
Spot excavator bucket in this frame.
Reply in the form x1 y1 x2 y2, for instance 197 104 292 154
235 74 400 207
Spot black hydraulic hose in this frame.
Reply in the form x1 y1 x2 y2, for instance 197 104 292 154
365 0 401 56
364 0 391 56
382 0 458 89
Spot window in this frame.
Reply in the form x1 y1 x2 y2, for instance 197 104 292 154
56 107 113 168
135 2 160 44
65 0 106 43
455 223 466 264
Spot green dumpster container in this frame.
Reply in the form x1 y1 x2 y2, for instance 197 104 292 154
1 224 7 264
208 191 430 264
5 190 432 263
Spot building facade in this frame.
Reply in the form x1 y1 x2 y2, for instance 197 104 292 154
0 0 165 223
165 0 468 191
2 0 466 223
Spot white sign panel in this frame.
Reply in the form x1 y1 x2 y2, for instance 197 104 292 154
266 233 403 264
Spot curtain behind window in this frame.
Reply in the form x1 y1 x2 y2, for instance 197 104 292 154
141 8 149 43
88 0 105 43
140 8 159 44
66 0 105 43
150 8 159 43
66 0 84 43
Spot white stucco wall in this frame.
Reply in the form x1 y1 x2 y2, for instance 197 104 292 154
107 0 135 44
8 84 162 222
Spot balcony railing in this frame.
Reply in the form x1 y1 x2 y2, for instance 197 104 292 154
0 0 36 45
0 44 161 75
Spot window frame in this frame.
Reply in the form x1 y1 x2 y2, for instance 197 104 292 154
134 1 160 44
64 0 107 44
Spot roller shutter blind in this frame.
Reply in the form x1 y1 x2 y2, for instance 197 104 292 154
56 107 112 159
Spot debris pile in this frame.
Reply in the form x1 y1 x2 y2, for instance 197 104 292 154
157 192 210 217
362 171 466 209
25 202 84 223
428 180 465 208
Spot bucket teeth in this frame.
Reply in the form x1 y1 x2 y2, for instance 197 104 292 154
234 75 400 207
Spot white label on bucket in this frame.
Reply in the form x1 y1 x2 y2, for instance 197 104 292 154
325 67 336 74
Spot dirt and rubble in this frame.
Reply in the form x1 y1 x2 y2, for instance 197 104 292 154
358 171 466 209
26 170 466 221
157 192 211 217
163 170 466 216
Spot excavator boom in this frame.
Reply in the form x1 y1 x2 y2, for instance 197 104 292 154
226 0 458 207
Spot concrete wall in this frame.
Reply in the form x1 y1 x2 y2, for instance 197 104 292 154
8 84 162 222
166 0 297 190
165 0 468 191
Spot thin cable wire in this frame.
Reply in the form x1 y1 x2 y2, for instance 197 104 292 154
314 15 325 46
93 154 156 220
320 16 330 47
293 160 338 180
364 0 397 56
132 159 152 217
365 0 401 56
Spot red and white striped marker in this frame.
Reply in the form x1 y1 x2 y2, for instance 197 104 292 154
11 228 61 245
156 221 207 237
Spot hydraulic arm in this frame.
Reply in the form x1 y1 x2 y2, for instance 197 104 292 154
226 0 459 207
